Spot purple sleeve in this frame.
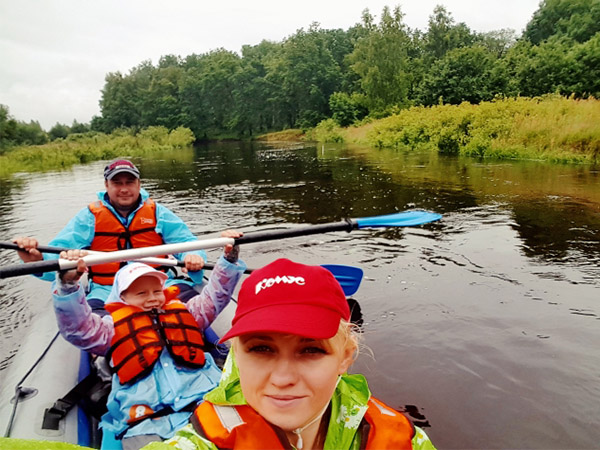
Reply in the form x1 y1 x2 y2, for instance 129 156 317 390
186 255 246 330
52 279 114 355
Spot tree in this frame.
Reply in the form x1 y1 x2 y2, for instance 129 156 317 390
269 23 344 128
200 49 243 134
0 104 18 150
143 65 183 129
329 92 368 126
417 46 499 105
48 123 70 140
349 6 413 115
476 29 517 58
235 40 282 135
99 71 143 130
503 37 576 97
570 33 600 97
17 121 48 145
523 0 600 44
423 5 475 61
70 120 90 134
179 49 243 138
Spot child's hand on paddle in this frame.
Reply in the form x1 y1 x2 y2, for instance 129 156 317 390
58 249 89 284
221 229 243 263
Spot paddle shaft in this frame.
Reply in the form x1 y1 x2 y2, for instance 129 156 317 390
0 242 244 278
0 241 188 267
0 221 355 279
0 210 442 279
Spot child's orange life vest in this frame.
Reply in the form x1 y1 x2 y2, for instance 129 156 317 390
106 289 206 385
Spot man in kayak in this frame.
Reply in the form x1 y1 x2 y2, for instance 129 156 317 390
54 232 245 449
13 158 207 315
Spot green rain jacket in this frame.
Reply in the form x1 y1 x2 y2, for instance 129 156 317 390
143 350 436 450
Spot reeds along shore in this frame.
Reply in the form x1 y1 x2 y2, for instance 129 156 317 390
1 96 599 179
0 126 194 178
317 96 600 164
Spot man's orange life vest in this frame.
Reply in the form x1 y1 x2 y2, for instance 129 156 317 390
105 299 206 385
87 198 165 285
191 397 415 449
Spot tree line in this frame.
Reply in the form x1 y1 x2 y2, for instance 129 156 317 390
1 0 599 150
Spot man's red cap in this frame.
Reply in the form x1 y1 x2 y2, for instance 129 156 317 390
220 258 349 342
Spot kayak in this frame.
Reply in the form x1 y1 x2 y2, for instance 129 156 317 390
0 264 362 449
0 297 237 449
0 303 88 445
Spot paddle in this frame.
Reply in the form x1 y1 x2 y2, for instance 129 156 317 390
321 264 363 296
0 242 365 288
0 241 251 274
0 210 441 279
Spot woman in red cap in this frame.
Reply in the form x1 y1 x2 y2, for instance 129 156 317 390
150 258 436 450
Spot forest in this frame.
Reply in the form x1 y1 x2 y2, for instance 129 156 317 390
1 0 599 150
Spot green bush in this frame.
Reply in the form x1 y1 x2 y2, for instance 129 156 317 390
0 126 196 178
361 96 600 163
313 119 345 143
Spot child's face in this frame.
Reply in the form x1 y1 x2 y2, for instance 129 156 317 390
120 275 166 310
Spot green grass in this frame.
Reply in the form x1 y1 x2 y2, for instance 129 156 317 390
0 126 195 178
328 95 600 164
5 96 600 177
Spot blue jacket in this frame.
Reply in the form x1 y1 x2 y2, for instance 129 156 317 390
52 255 246 440
40 188 207 302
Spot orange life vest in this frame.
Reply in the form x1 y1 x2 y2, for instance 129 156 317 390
106 297 206 385
87 198 166 285
191 397 415 449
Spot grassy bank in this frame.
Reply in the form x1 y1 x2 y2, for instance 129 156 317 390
314 96 600 164
0 126 194 178
255 129 305 142
3 97 598 179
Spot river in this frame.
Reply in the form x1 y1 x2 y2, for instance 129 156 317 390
1 141 599 449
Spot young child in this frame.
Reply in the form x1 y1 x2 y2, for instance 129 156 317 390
52 231 246 450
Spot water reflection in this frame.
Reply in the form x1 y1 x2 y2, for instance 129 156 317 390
1 142 599 448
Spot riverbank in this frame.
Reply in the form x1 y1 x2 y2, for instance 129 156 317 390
312 95 600 164
2 96 598 179
0 126 194 178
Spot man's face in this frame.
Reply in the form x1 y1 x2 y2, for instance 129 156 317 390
105 173 141 210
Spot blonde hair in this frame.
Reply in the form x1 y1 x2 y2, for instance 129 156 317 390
331 319 362 363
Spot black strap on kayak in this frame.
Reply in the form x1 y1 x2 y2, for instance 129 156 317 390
116 401 198 440
42 370 110 430
4 332 61 437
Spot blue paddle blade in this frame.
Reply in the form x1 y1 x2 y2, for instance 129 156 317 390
355 210 442 228
321 264 364 296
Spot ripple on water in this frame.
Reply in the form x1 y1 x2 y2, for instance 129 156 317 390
0 281 33 372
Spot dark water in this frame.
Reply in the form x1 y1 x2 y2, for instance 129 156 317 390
1 142 599 449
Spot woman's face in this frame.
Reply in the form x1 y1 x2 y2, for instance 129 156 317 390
234 331 354 432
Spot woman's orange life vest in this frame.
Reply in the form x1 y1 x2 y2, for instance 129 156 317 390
87 198 166 285
106 289 206 385
191 397 415 449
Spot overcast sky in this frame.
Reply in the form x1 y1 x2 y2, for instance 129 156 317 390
0 0 542 130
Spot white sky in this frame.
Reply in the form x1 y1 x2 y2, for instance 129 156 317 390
0 0 542 130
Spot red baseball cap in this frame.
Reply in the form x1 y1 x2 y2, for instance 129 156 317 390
220 258 350 342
